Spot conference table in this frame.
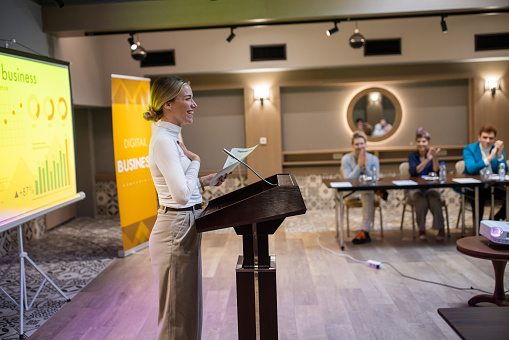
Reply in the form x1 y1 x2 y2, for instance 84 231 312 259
493 180 509 221
323 174 487 250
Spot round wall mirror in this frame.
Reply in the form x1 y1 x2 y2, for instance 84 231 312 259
347 87 402 142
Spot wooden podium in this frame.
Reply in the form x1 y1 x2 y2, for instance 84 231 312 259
196 174 306 340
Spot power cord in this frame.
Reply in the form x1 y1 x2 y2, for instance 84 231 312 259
381 261 493 294
313 232 508 294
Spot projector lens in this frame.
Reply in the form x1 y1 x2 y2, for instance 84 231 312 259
491 227 504 237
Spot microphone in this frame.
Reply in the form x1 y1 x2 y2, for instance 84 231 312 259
223 149 276 186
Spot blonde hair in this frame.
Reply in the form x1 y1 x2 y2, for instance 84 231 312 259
143 76 189 122
351 130 367 144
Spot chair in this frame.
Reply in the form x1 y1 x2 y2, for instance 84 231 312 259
345 195 383 238
455 160 503 227
399 162 450 238
340 168 383 238
455 160 472 229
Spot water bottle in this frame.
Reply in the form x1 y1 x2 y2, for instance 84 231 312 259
439 162 447 184
499 163 506 182
371 164 378 182
359 167 366 183
485 166 492 180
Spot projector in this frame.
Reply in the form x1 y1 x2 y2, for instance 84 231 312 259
479 220 509 245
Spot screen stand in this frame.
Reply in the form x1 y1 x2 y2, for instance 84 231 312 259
0 225 70 339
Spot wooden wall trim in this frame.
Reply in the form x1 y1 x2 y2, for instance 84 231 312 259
244 86 283 184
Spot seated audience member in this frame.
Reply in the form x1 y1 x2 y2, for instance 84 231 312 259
355 118 373 136
463 124 507 221
372 118 392 137
341 130 380 244
407 128 446 241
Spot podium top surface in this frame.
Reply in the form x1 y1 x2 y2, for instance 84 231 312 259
196 174 306 233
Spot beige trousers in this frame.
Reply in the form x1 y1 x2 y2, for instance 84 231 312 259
345 192 375 231
405 188 444 231
149 207 203 340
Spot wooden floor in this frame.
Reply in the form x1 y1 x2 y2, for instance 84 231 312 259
29 227 509 340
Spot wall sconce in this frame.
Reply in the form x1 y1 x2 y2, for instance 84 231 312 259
254 86 270 105
485 78 501 96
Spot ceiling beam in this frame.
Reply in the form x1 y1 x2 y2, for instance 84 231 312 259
40 0 509 37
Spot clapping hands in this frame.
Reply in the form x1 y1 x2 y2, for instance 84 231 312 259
427 147 441 160
489 140 504 160
358 150 367 168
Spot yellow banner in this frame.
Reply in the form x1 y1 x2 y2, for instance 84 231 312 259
111 75 156 252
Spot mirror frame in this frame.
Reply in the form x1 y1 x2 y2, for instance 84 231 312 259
347 87 402 142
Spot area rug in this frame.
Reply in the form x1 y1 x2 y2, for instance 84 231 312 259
0 216 122 339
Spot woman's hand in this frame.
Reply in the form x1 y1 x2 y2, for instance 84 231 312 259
201 172 231 187
177 141 200 163
428 147 441 159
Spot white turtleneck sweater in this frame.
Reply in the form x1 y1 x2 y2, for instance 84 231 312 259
148 121 202 208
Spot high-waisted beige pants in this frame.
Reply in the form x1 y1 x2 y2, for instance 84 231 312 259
149 207 202 340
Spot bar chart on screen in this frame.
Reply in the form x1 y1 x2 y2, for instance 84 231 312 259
0 48 79 226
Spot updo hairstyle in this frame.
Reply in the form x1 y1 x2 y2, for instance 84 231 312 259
415 127 430 141
143 76 189 122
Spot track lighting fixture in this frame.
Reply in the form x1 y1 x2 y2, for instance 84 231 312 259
226 27 236 43
349 23 365 48
441 16 448 34
326 22 339 36
127 33 147 61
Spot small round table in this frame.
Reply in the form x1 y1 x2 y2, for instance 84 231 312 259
456 236 509 306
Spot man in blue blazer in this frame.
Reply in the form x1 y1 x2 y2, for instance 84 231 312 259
463 124 507 222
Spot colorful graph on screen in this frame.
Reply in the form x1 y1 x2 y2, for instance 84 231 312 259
0 49 77 224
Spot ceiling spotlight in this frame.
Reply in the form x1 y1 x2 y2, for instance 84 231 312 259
127 33 147 61
349 24 365 48
441 16 448 34
326 22 339 36
226 27 236 43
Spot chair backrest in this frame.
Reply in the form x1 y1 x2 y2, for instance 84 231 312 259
455 160 465 174
399 162 410 176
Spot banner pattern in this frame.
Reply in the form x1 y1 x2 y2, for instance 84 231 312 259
111 75 156 251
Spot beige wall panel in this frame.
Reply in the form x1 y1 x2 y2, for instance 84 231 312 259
281 80 469 150
182 89 246 171
472 73 509 144
244 87 283 183
45 204 77 230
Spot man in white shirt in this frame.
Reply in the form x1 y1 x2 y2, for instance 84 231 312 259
372 118 392 137
341 130 380 244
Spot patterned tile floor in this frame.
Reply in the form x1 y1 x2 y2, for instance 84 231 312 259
0 217 122 339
